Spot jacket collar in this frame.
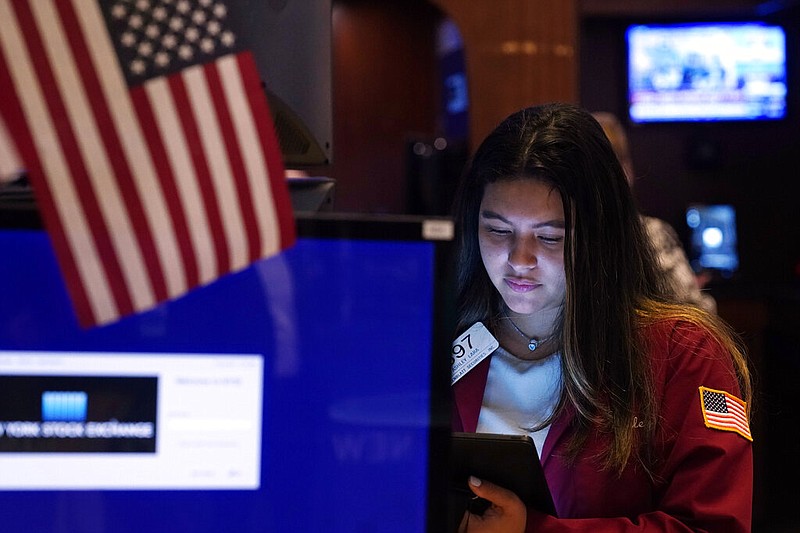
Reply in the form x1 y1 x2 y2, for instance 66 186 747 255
452 351 575 466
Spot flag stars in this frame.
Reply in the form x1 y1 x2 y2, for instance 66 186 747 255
130 58 146 75
185 27 199 43
178 44 193 60
200 37 214 54
154 51 170 67
129 14 144 30
152 6 168 22
220 31 235 48
192 10 207 25
169 17 184 32
120 31 137 48
213 3 227 18
145 24 160 40
111 4 127 20
162 33 178 49
137 41 154 58
109 0 239 78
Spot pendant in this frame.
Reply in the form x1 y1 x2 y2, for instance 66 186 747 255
506 314 540 352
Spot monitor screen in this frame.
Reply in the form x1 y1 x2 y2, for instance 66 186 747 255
626 21 787 123
0 212 454 532
686 204 740 276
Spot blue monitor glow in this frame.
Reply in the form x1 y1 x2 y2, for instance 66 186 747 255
0 212 454 533
686 204 739 276
626 22 787 123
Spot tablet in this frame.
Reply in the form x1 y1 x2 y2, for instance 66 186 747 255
450 432 557 516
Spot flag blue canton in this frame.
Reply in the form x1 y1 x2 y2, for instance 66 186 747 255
702 389 728 413
102 0 240 84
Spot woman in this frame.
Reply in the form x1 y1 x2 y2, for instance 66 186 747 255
451 103 753 532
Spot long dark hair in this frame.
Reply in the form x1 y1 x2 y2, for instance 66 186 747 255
452 102 751 473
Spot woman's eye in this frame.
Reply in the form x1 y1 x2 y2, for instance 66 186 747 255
485 227 511 236
539 235 563 244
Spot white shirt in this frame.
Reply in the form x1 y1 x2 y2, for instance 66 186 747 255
476 346 562 459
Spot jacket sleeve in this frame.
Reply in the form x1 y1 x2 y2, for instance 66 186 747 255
526 321 753 532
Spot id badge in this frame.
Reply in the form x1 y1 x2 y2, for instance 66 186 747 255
451 322 498 385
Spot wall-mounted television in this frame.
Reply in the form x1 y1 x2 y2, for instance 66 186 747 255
626 21 787 123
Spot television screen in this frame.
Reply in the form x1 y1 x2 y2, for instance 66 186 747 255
0 212 455 532
626 22 787 123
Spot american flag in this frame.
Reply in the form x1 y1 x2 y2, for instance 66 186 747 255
700 386 752 441
0 0 296 327
0 116 25 183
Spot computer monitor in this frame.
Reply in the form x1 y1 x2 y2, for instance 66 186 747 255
686 204 740 277
0 211 455 532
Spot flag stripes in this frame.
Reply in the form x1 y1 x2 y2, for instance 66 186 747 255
0 0 114 322
0 0 295 327
70 0 179 302
130 85 202 289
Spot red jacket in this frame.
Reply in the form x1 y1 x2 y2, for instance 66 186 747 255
453 319 753 532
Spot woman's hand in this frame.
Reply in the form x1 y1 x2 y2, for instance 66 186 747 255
459 476 527 533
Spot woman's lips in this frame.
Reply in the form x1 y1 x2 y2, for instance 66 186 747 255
505 278 538 293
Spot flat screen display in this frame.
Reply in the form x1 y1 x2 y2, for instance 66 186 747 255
626 22 787 123
0 213 454 533
686 204 739 275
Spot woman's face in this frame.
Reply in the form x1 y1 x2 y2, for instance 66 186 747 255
478 178 566 318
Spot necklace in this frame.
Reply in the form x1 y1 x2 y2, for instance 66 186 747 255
506 316 539 351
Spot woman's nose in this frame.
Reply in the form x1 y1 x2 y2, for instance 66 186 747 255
508 238 538 270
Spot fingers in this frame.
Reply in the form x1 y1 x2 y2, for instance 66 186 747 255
465 476 527 532
468 476 523 510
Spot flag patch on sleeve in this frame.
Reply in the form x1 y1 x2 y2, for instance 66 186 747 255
699 386 752 441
